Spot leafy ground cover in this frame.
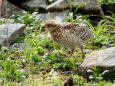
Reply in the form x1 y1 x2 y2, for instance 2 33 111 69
0 12 115 86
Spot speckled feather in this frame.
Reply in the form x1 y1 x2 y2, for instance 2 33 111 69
45 20 93 51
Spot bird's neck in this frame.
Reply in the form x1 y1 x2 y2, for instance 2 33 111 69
50 25 61 33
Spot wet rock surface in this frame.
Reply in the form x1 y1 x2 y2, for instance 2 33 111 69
46 0 104 15
0 24 25 46
79 47 115 79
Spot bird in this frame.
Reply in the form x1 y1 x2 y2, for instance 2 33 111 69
44 19 93 58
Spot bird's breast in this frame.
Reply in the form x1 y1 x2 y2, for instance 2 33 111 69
50 29 82 49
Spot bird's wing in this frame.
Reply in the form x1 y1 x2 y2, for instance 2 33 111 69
63 23 93 40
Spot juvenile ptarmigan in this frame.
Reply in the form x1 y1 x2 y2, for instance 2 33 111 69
44 20 93 58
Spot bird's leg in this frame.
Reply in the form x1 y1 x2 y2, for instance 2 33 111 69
80 46 85 58
70 49 74 56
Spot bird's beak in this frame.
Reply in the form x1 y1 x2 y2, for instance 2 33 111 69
42 23 45 28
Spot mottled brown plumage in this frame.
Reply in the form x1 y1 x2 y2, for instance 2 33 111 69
44 20 93 58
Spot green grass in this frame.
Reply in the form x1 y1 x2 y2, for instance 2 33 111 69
0 12 115 85
86 20 113 46
98 0 115 4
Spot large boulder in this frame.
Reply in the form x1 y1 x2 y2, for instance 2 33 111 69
79 47 115 79
46 0 104 15
1 0 23 17
0 24 25 46
7 0 47 13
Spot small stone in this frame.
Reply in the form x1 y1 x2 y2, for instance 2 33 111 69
79 47 115 79
0 24 25 46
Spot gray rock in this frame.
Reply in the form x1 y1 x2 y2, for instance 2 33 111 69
22 0 46 8
1 0 23 17
11 43 26 51
79 47 115 79
0 24 25 46
46 0 104 15
0 18 15 24
37 10 69 22
36 13 49 20
17 0 47 12
46 0 69 11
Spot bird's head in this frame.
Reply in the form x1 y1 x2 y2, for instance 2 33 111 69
44 20 58 32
